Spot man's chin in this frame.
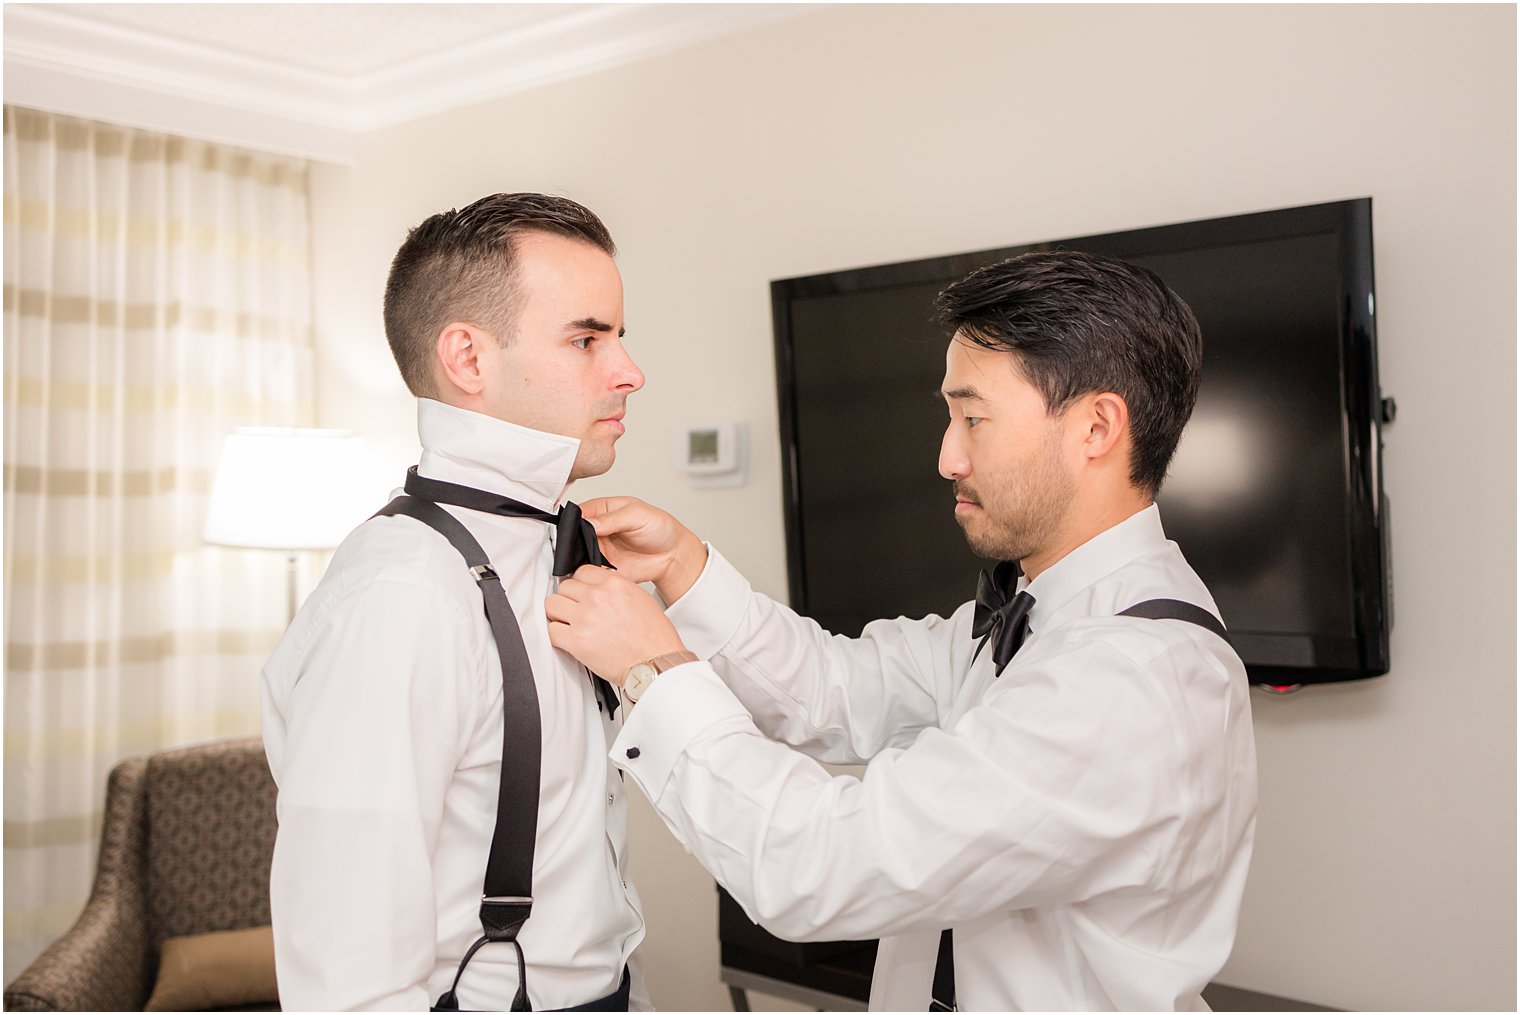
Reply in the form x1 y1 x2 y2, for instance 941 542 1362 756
960 520 1021 562
964 537 1010 562
568 446 616 482
955 516 989 556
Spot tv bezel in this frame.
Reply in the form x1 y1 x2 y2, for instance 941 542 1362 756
770 198 1390 685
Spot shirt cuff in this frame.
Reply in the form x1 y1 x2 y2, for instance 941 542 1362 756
662 543 751 661
611 662 753 800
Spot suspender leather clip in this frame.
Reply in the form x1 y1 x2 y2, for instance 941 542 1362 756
480 895 534 942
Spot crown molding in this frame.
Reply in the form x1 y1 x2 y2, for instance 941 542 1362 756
3 60 361 165
3 4 358 124
345 4 824 131
3 3 822 165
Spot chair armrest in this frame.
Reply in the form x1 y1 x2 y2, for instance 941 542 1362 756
4 885 155 1011
5 757 154 1011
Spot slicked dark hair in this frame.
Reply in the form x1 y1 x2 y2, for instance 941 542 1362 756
935 248 1202 498
383 192 616 397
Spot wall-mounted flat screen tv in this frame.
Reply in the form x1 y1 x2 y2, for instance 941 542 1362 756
771 199 1390 686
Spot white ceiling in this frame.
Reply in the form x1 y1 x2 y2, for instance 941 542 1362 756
3 3 820 164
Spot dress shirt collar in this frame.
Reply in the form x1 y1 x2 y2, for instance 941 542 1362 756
415 398 579 513
1020 503 1168 631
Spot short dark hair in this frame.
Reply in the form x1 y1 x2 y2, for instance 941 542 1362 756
935 248 1202 498
382 192 616 397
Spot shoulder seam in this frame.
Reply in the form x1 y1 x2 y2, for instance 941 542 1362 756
286 563 481 663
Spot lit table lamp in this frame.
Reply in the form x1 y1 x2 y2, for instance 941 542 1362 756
203 427 372 623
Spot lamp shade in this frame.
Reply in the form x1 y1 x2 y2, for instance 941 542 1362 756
203 428 372 550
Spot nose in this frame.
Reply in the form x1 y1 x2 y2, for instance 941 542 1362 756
611 339 645 393
938 422 968 481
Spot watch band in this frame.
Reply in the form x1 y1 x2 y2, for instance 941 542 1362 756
646 650 699 674
624 650 698 703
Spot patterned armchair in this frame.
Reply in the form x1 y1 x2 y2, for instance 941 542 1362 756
4 738 278 1012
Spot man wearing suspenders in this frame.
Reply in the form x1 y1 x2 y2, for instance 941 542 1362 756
263 194 649 1010
546 250 1259 1011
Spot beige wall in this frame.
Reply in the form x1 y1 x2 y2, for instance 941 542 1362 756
308 5 1517 1010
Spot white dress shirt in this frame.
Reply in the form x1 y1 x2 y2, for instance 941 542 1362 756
263 399 648 1012
612 504 1256 1011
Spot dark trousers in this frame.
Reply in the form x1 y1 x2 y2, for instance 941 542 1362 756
559 968 631 1012
433 969 631 1013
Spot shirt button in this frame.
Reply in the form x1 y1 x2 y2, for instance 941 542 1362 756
622 880 629 890
607 793 614 806
625 747 641 760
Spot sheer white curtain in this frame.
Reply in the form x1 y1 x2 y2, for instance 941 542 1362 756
3 106 314 978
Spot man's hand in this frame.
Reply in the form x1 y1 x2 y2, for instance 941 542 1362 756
580 497 707 604
546 565 689 685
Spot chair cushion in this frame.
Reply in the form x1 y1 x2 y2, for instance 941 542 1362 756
144 925 277 1011
146 738 277 941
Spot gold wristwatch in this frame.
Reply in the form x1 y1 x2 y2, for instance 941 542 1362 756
622 650 699 703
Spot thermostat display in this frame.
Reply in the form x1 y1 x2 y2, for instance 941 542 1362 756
679 422 746 487
689 429 721 465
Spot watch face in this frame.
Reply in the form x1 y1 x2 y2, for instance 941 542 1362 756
626 663 657 700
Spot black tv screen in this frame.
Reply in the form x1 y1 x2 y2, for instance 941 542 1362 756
771 199 1390 685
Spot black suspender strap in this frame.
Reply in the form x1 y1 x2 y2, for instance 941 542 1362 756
1116 598 1231 643
374 496 540 1012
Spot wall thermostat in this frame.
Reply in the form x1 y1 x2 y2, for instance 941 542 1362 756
680 422 746 487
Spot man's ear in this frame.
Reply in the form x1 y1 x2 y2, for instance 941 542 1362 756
435 322 488 397
1080 391 1130 462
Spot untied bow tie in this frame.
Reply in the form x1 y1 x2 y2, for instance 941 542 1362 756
404 467 611 576
971 560 1035 676
402 466 619 716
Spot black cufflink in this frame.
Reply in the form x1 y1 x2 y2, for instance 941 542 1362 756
625 747 641 760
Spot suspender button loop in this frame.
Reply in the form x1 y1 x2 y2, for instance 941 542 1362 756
480 895 533 941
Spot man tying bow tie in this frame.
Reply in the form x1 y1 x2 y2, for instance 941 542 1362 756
546 249 1258 1011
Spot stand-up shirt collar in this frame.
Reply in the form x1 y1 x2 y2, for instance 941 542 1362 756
1021 503 1168 629
415 398 580 513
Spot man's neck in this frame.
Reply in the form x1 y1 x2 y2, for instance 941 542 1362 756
1020 493 1154 581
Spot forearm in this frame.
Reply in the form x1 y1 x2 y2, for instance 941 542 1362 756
619 683 969 942
666 546 968 763
615 663 1164 944
616 634 1205 945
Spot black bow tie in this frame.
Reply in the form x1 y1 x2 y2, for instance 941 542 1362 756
402 466 619 717
972 561 1035 676
404 467 610 577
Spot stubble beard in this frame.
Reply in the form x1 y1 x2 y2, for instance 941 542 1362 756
956 436 1074 563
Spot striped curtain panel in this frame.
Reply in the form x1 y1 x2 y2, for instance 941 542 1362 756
2 106 314 980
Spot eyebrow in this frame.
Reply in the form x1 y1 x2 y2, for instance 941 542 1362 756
566 317 626 338
941 385 987 402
